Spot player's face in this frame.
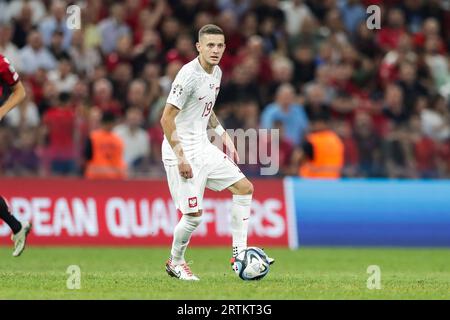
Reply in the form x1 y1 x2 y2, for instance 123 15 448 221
197 34 226 66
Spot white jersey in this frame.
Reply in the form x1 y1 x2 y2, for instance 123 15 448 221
162 57 222 164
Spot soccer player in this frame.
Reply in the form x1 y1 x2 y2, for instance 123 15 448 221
0 54 32 257
160 24 273 281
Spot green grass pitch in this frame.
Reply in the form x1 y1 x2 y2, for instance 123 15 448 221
0 247 449 299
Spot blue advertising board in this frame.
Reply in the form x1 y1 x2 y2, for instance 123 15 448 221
288 179 450 247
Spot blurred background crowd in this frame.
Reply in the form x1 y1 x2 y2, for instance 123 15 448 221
0 0 449 179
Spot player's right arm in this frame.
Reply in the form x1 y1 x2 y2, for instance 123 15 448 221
160 103 193 179
161 66 195 179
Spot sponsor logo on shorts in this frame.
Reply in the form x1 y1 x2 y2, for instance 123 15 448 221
188 197 197 208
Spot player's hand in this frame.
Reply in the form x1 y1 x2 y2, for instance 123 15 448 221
178 160 193 179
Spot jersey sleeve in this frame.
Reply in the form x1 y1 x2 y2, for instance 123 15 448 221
0 56 20 86
166 67 195 110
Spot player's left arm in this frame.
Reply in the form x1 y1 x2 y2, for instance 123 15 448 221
208 111 240 163
0 80 26 121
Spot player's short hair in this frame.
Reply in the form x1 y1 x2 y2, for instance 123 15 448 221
198 24 224 40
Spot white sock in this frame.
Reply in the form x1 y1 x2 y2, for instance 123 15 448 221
231 194 252 257
170 215 202 265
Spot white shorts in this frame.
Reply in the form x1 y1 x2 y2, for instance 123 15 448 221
163 144 245 214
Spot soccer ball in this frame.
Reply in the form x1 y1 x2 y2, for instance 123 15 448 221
232 247 270 281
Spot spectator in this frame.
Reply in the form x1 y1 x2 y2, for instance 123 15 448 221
42 92 77 176
159 17 181 56
133 1 166 45
216 10 243 56
335 119 359 177
400 0 426 33
69 30 101 76
38 0 73 50
19 30 56 74
280 0 313 37
11 3 35 49
413 17 446 54
147 107 164 169
291 45 316 88
409 114 439 178
111 63 133 107
303 83 330 121
106 34 134 73
159 61 182 96
379 33 417 84
0 23 23 71
6 0 46 26
84 111 127 179
113 107 150 175
235 36 273 85
98 3 131 55
4 82 39 129
132 29 163 75
258 16 281 54
323 8 349 45
252 0 285 31
92 78 122 116
218 62 262 108
83 3 102 50
3 127 40 176
396 61 428 116
271 120 294 176
37 79 59 116
172 0 203 28
261 83 309 146
47 57 79 94
420 95 450 142
165 33 196 65
296 114 344 179
288 14 323 52
218 0 251 20
303 65 336 105
383 84 409 125
48 30 70 61
338 0 366 35
376 8 408 52
141 64 166 124
126 79 150 115
240 12 258 40
353 21 378 58
267 55 294 103
382 122 417 179
353 111 383 177
424 34 450 97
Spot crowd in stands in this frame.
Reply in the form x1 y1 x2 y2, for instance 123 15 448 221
0 0 449 179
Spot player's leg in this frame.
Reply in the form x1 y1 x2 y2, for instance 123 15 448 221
0 196 32 257
227 178 253 258
163 163 206 280
170 210 202 266
166 210 202 281
227 179 274 265
204 149 251 261
206 150 275 267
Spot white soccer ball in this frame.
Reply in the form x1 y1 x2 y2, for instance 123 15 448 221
232 247 270 280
